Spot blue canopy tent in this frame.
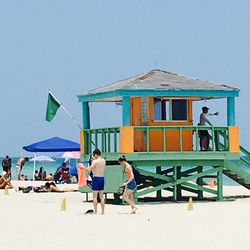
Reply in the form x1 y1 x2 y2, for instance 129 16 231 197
23 137 80 179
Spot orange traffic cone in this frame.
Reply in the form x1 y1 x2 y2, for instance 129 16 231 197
60 198 67 212
187 197 193 211
4 186 9 196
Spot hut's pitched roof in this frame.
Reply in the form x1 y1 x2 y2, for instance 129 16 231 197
78 69 239 102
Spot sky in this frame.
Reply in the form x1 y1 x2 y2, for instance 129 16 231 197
0 0 250 156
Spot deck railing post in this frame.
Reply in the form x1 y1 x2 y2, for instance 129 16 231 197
114 129 117 153
94 130 98 150
107 129 111 153
179 127 183 152
211 127 215 151
163 127 166 152
146 127 150 152
196 127 199 151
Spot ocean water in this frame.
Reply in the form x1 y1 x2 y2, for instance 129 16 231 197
0 157 70 180
1 157 249 186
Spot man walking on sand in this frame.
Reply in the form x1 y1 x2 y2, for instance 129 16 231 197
78 149 106 215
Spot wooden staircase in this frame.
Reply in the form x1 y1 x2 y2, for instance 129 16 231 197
223 146 250 190
223 169 250 190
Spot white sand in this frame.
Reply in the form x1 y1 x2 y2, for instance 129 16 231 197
0 184 249 250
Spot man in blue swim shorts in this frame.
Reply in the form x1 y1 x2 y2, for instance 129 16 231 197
80 149 106 215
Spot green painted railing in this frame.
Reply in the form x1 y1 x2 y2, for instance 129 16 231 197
240 146 250 170
134 126 229 153
84 126 230 155
84 127 120 155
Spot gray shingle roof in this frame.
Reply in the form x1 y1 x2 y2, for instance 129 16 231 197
83 69 238 95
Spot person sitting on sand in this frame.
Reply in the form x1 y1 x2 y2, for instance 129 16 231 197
118 156 138 214
44 182 75 192
34 170 39 181
38 167 44 181
45 173 54 181
60 165 71 183
19 174 26 181
0 171 14 189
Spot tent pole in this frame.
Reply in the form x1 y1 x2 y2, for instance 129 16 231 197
33 153 37 181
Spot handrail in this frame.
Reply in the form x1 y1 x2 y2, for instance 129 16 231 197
240 157 250 169
240 146 250 158
239 146 250 170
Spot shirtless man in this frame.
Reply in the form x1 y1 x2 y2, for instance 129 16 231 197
16 157 29 180
0 171 13 189
78 149 106 215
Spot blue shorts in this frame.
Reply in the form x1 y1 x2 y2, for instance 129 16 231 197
92 177 105 191
127 179 137 191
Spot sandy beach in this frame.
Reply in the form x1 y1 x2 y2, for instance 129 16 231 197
0 184 249 250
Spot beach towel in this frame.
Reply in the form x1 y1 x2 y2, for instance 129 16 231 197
78 166 87 187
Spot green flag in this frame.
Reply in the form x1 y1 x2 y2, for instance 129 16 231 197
46 93 61 122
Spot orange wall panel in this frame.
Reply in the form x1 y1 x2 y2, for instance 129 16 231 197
80 130 85 155
120 126 135 154
229 126 240 153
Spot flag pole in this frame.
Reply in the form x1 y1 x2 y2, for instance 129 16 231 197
47 89 82 130
46 89 96 147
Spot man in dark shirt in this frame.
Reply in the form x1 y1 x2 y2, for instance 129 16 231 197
2 155 11 173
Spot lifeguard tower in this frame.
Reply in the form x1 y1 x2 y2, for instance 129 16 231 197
78 69 250 202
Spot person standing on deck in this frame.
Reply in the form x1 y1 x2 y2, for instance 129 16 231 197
199 106 219 150
16 157 29 180
78 149 106 215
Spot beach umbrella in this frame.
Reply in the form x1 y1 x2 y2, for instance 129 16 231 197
61 152 80 168
30 156 55 180
30 155 56 163
61 151 80 159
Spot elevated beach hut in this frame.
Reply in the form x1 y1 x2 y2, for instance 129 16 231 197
78 69 250 201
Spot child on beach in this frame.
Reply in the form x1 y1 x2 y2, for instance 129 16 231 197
118 156 138 214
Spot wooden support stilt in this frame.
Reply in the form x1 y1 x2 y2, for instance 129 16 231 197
173 166 181 201
197 166 204 199
156 166 162 199
217 166 223 201
176 166 182 200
